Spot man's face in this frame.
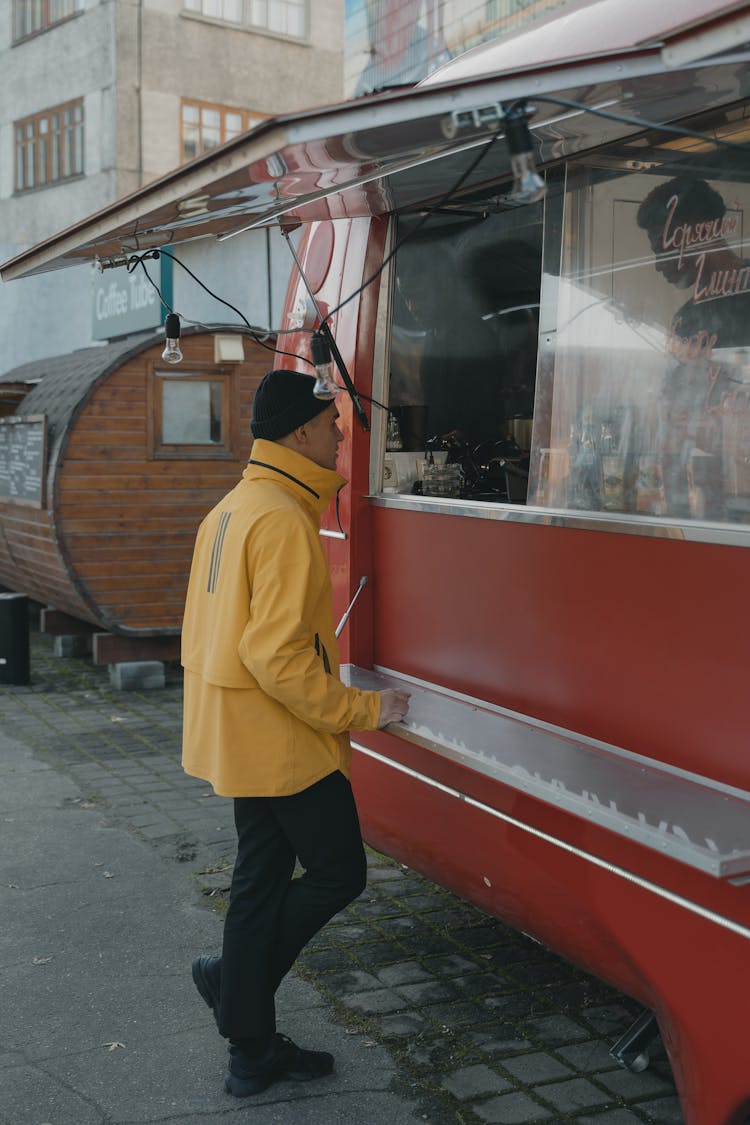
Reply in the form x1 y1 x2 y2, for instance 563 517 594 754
647 226 696 290
301 402 343 471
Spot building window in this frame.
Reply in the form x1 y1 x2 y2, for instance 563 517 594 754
184 0 306 39
13 0 82 42
181 100 267 163
14 99 83 192
152 371 236 458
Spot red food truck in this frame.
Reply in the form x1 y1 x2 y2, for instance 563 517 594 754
3 2 750 1121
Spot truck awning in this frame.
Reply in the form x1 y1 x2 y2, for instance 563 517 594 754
2 0 748 281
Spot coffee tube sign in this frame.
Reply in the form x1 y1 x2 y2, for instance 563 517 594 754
91 256 166 339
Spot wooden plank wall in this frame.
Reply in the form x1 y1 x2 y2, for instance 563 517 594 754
55 334 266 633
0 503 97 624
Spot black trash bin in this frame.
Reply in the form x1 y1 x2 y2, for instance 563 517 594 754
0 593 30 685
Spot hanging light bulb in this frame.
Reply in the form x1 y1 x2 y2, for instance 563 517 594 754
162 312 183 364
503 103 547 205
310 330 339 399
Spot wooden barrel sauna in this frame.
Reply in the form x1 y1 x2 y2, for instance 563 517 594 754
0 328 270 635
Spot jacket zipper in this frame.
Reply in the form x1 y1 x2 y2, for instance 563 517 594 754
314 633 331 674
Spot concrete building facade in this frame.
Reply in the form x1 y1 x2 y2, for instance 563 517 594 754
0 0 344 374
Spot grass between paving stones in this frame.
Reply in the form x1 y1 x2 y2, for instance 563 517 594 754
191 853 666 1125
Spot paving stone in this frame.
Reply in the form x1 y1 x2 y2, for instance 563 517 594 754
636 1095 685 1123
484 992 545 1020
402 1036 452 1067
366 864 409 882
451 925 504 949
424 1001 490 1027
339 989 407 1015
442 1064 509 1100
326 924 374 942
376 1012 428 1039
376 961 432 987
452 971 509 998
597 1067 675 1098
386 916 421 934
424 954 478 976
581 1004 641 1036
470 1027 533 1055
405 932 459 956
299 948 358 973
354 940 408 965
351 898 402 918
535 1077 611 1112
556 1039 621 1072
500 1051 575 1083
474 1091 552 1123
578 1111 646 1124
396 893 448 912
396 980 457 1005
323 969 382 994
522 1013 592 1043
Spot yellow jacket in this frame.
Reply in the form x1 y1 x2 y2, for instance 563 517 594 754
181 439 382 796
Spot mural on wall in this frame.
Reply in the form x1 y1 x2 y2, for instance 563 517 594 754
344 0 569 97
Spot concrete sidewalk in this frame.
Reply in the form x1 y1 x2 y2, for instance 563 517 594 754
0 731 427 1125
0 634 684 1125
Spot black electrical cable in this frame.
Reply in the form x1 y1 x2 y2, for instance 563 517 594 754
323 124 505 323
524 94 750 154
127 249 313 367
323 97 749 324
122 90 750 415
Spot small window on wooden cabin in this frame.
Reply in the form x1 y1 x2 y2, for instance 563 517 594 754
152 370 235 458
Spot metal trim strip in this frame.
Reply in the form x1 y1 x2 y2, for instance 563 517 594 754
369 494 750 548
351 740 750 941
370 663 750 805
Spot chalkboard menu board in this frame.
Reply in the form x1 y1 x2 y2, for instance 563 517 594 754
0 415 46 506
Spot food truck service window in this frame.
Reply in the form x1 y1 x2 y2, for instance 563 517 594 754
151 370 236 458
382 104 750 531
385 204 543 502
531 109 750 527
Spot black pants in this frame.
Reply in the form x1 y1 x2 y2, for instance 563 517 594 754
219 769 367 1050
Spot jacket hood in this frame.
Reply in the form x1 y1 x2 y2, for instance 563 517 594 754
243 438 346 515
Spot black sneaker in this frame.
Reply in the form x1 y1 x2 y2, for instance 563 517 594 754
225 1033 334 1097
191 955 220 1024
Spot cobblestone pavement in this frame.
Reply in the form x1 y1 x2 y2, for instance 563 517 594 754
1 631 685 1125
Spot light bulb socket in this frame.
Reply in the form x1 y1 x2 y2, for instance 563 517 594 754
311 330 331 368
503 103 535 158
503 103 546 204
164 312 181 339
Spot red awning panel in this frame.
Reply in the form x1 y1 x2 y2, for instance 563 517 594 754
1 0 748 281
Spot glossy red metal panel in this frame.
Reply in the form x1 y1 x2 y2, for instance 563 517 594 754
352 741 750 1125
370 505 750 792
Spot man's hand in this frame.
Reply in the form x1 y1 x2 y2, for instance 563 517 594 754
377 689 411 728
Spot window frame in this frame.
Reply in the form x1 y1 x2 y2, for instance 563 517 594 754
12 0 82 44
149 365 239 460
180 99 268 164
182 0 308 41
371 106 750 549
14 98 84 193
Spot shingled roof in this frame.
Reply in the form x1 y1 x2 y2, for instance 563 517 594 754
1 334 157 464
0 326 268 466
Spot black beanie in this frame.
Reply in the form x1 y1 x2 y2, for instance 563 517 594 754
251 369 332 441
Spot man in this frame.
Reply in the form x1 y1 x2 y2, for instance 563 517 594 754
636 175 750 518
181 369 410 1097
